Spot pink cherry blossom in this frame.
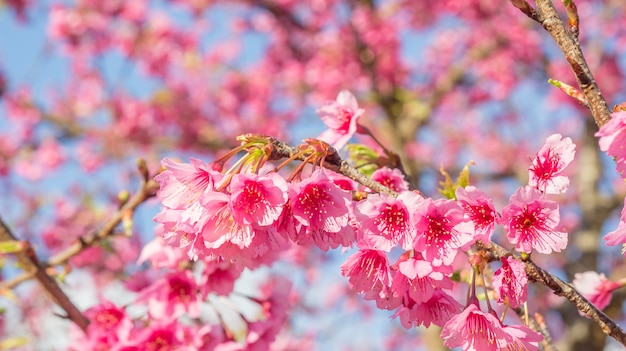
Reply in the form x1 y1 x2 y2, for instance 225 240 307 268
455 186 498 244
412 290 464 328
441 302 510 351
499 186 567 254
82 300 132 345
136 270 201 319
355 191 422 251
391 256 454 305
316 90 364 150
528 134 575 194
492 255 528 308
603 197 626 249
230 172 288 226
413 198 474 266
502 325 543 351
596 111 626 175
371 167 409 192
340 249 392 301
155 157 221 210
289 169 355 250
573 271 620 311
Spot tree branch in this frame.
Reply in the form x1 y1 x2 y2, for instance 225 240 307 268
0 218 90 332
480 241 626 346
533 0 611 127
0 174 158 292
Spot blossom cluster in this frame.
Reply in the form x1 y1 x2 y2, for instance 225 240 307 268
140 93 581 350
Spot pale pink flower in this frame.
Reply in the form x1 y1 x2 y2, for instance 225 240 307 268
136 270 201 319
573 271 619 311
371 167 409 192
528 134 575 194
340 249 392 300
455 186 498 244
155 157 221 210
492 255 528 308
603 197 626 248
391 256 453 305
499 186 567 254
355 191 422 251
441 303 509 351
596 111 626 175
316 90 364 149
137 236 187 270
289 169 354 250
502 325 543 351
413 198 474 266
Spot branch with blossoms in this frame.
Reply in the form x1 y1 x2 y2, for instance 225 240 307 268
146 80 626 349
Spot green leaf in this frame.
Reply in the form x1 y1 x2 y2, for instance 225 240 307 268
346 144 380 177
437 161 474 199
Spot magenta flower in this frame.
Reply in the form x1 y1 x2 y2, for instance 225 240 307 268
316 90 364 150
413 290 463 328
82 300 132 345
441 302 510 351
340 249 392 300
528 134 575 194
289 169 354 250
391 256 453 305
229 172 288 227
499 186 567 254
596 111 626 175
355 191 422 251
573 271 620 312
413 198 474 266
371 167 409 192
603 197 626 249
456 186 498 244
492 255 528 308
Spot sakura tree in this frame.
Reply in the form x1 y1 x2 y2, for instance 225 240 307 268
1 0 626 350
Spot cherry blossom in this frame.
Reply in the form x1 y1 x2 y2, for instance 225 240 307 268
355 191 422 251
499 186 567 254
441 302 510 351
317 90 364 150
528 134 575 194
288 169 355 250
413 198 474 265
492 255 528 308
596 111 626 175
573 271 620 312
455 186 498 244
603 197 626 249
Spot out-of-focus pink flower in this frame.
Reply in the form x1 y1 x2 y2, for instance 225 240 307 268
528 134 575 194
499 186 567 254
492 255 528 308
573 271 619 312
316 90 364 150
136 270 201 320
455 186 498 244
596 111 626 175
604 197 626 249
